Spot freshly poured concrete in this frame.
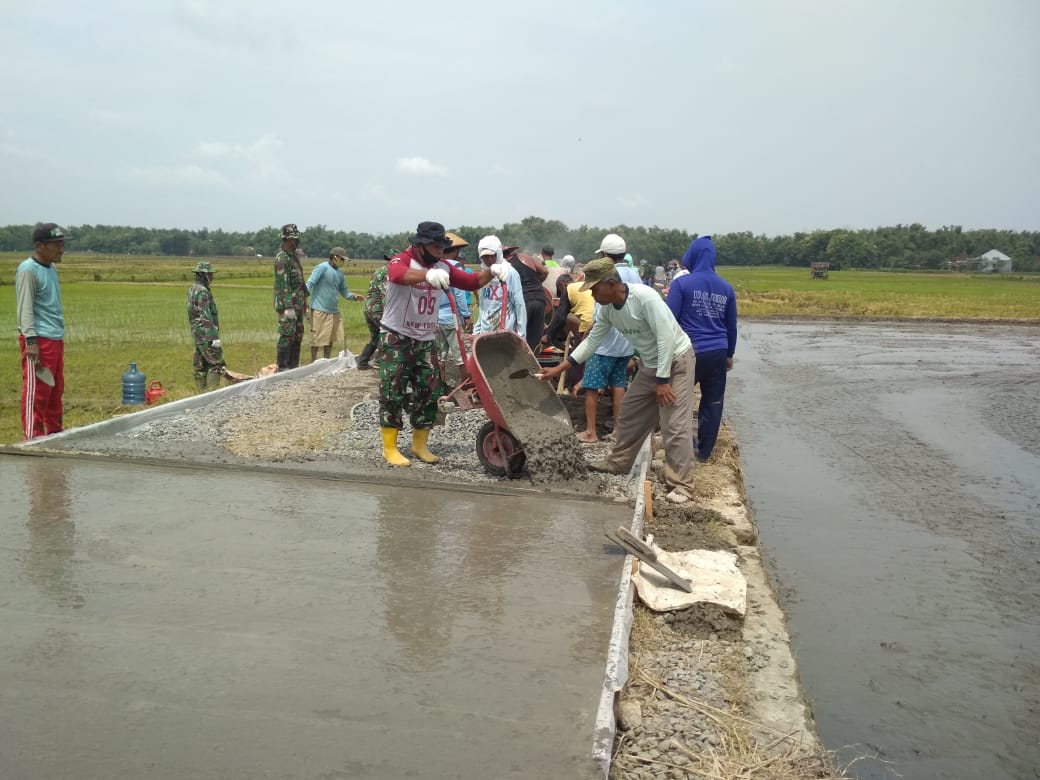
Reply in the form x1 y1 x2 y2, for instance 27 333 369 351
0 455 628 779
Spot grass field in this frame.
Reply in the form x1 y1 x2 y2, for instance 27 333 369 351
2 253 1038 444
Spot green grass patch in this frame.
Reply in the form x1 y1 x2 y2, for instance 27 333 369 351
0 252 375 444
724 266 1040 319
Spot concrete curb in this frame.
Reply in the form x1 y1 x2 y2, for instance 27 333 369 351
592 435 653 777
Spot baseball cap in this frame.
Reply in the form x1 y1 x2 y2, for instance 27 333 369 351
330 246 349 260
579 257 621 291
478 235 503 258
32 223 68 243
598 233 626 255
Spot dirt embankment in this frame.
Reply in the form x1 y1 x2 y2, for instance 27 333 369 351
601 420 847 779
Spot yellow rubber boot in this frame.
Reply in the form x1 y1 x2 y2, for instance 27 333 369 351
411 428 440 464
381 427 411 467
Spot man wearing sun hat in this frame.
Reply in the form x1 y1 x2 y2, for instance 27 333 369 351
306 246 361 362
436 232 472 385
539 238 696 504
16 222 69 439
187 260 227 393
378 221 510 467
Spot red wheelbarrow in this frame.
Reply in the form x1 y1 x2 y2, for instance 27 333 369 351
438 282 572 477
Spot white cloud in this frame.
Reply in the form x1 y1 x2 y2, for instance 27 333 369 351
396 156 448 177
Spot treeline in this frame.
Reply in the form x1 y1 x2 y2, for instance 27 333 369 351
2 217 1037 271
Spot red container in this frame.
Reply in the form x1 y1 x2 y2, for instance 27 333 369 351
145 381 165 405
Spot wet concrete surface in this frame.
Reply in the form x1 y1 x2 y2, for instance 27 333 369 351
0 455 629 779
727 320 1040 780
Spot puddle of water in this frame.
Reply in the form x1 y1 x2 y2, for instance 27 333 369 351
728 321 1040 780
0 456 625 779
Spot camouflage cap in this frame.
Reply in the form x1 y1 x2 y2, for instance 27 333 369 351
578 257 622 291
193 261 215 274
280 223 301 240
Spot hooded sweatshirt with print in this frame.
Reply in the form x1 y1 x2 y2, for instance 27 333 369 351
665 236 736 357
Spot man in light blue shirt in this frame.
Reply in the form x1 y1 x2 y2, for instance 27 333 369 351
306 246 361 362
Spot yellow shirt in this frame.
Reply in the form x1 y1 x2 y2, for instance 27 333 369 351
566 282 596 332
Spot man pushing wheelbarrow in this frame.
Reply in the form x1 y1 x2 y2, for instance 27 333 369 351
438 236 573 478
377 221 511 467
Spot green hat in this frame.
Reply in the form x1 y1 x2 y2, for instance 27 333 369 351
579 257 621 291
193 261 215 274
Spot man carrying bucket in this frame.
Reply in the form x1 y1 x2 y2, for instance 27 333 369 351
379 222 509 467
187 260 226 392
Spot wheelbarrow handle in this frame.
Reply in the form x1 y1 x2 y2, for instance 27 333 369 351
498 279 509 332
444 283 469 361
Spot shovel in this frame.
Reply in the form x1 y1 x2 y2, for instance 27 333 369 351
508 368 541 380
607 526 693 593
35 365 55 387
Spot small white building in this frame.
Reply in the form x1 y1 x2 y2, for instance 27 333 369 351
976 249 1013 273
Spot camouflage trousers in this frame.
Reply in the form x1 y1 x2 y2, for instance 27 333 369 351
379 331 443 430
193 343 225 376
277 311 305 351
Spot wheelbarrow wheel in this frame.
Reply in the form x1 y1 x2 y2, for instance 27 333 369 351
476 421 525 478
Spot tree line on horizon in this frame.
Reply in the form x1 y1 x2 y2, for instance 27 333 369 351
2 216 1037 272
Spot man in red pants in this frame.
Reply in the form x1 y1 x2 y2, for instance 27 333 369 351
16 223 68 439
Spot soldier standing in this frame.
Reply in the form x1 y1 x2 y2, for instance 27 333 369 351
273 223 308 370
187 261 226 392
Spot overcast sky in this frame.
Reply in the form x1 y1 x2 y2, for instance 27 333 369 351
2 0 1038 237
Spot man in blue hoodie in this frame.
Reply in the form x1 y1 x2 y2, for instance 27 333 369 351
666 236 737 461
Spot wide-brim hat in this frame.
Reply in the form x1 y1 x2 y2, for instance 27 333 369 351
192 261 215 274
444 231 469 249
409 221 453 248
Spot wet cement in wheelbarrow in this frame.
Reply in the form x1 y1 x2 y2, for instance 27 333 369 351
474 340 608 489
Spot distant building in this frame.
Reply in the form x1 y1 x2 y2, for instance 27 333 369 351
976 249 1013 273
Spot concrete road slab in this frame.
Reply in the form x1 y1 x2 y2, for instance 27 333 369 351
0 455 628 779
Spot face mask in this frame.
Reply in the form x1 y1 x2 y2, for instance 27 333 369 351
419 246 441 266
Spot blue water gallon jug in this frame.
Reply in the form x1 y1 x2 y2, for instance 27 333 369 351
122 361 146 405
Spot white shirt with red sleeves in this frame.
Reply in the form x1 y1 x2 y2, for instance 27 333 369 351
381 247 481 340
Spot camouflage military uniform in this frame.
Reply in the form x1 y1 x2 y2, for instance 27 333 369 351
378 331 442 429
187 277 225 391
273 248 308 369
358 265 389 369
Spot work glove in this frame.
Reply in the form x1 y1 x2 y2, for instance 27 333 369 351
489 263 510 282
211 339 222 349
282 309 297 320
425 268 451 289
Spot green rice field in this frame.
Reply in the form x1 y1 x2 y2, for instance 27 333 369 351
2 253 1038 444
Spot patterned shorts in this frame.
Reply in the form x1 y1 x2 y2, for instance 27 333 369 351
582 353 632 390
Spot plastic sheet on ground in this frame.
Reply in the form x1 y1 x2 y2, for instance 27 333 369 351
634 547 747 616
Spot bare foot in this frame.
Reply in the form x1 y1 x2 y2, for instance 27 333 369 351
576 430 598 444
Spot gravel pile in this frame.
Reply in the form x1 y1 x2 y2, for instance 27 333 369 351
56 366 634 498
